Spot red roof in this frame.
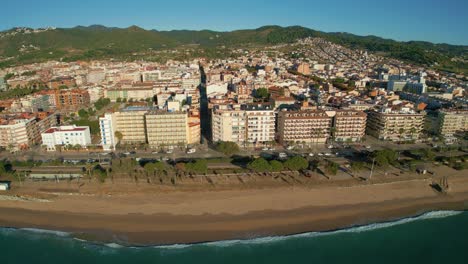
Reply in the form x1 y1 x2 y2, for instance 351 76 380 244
44 127 87 134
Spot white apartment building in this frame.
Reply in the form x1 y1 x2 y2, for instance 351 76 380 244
212 105 275 146
41 125 91 151
99 113 116 151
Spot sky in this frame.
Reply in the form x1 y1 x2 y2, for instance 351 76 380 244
1 0 467 45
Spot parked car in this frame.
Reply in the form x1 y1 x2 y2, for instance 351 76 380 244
186 148 196 154
278 152 288 159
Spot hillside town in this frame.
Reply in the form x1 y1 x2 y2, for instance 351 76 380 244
0 38 465 157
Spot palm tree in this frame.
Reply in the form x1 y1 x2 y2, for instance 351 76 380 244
114 131 123 146
399 128 405 143
409 127 417 140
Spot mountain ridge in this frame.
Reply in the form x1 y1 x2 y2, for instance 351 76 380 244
0 25 466 73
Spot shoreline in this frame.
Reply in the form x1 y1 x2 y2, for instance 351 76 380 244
1 209 465 248
1 192 467 246
1 171 467 246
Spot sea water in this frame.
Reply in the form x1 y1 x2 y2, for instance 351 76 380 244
1 211 467 264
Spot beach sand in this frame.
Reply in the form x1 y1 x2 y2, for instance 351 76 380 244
0 167 467 245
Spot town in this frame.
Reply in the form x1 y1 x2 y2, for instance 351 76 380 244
0 36 466 188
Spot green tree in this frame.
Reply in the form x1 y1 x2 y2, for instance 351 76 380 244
283 156 308 171
325 161 339 175
186 159 208 174
215 141 240 156
254 88 269 99
248 158 271 172
269 160 284 172
114 131 123 144
350 161 365 172
373 149 398 167
78 109 89 119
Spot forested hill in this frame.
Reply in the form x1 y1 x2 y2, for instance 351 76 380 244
0 25 466 73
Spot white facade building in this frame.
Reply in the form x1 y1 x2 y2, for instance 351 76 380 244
41 125 91 151
99 113 116 151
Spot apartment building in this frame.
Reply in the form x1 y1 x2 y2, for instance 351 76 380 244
436 110 468 141
332 110 367 142
212 107 247 144
41 125 91 151
99 106 197 150
49 76 76 89
277 110 332 145
0 112 57 151
99 113 116 151
212 105 275 146
46 89 90 110
146 111 188 147
0 118 37 151
245 105 275 144
188 112 201 145
366 108 425 141
111 107 148 145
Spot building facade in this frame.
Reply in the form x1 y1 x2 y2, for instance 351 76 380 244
41 125 91 151
366 108 425 141
146 111 188 147
277 110 332 145
332 110 367 142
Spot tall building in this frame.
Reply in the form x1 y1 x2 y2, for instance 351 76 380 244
41 125 91 151
245 105 275 144
0 112 57 151
99 113 116 151
277 110 332 145
332 110 367 142
212 107 247 144
99 107 198 150
47 89 90 110
436 110 468 141
366 108 425 141
212 105 275 146
146 111 188 147
111 107 148 145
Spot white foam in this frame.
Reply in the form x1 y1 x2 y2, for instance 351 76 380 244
105 243 124 249
156 210 464 249
155 244 191 250
2 210 463 249
19 228 70 237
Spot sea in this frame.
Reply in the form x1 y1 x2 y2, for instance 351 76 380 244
1 210 467 264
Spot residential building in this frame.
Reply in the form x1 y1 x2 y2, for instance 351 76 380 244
0 112 57 151
99 113 116 151
212 107 247 144
146 111 188 147
47 89 90 110
212 105 275 146
427 110 468 143
112 107 148 145
277 110 332 145
331 110 367 142
366 108 425 141
41 125 91 151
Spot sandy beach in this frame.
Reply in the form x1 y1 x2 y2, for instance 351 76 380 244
0 167 467 245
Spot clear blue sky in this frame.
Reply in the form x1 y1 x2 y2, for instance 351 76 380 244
2 0 467 45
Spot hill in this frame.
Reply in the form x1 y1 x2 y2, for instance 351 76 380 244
0 25 466 73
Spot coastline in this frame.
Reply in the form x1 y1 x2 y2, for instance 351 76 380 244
1 196 467 246
1 172 468 246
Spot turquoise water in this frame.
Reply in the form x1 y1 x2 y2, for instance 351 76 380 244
1 211 467 264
